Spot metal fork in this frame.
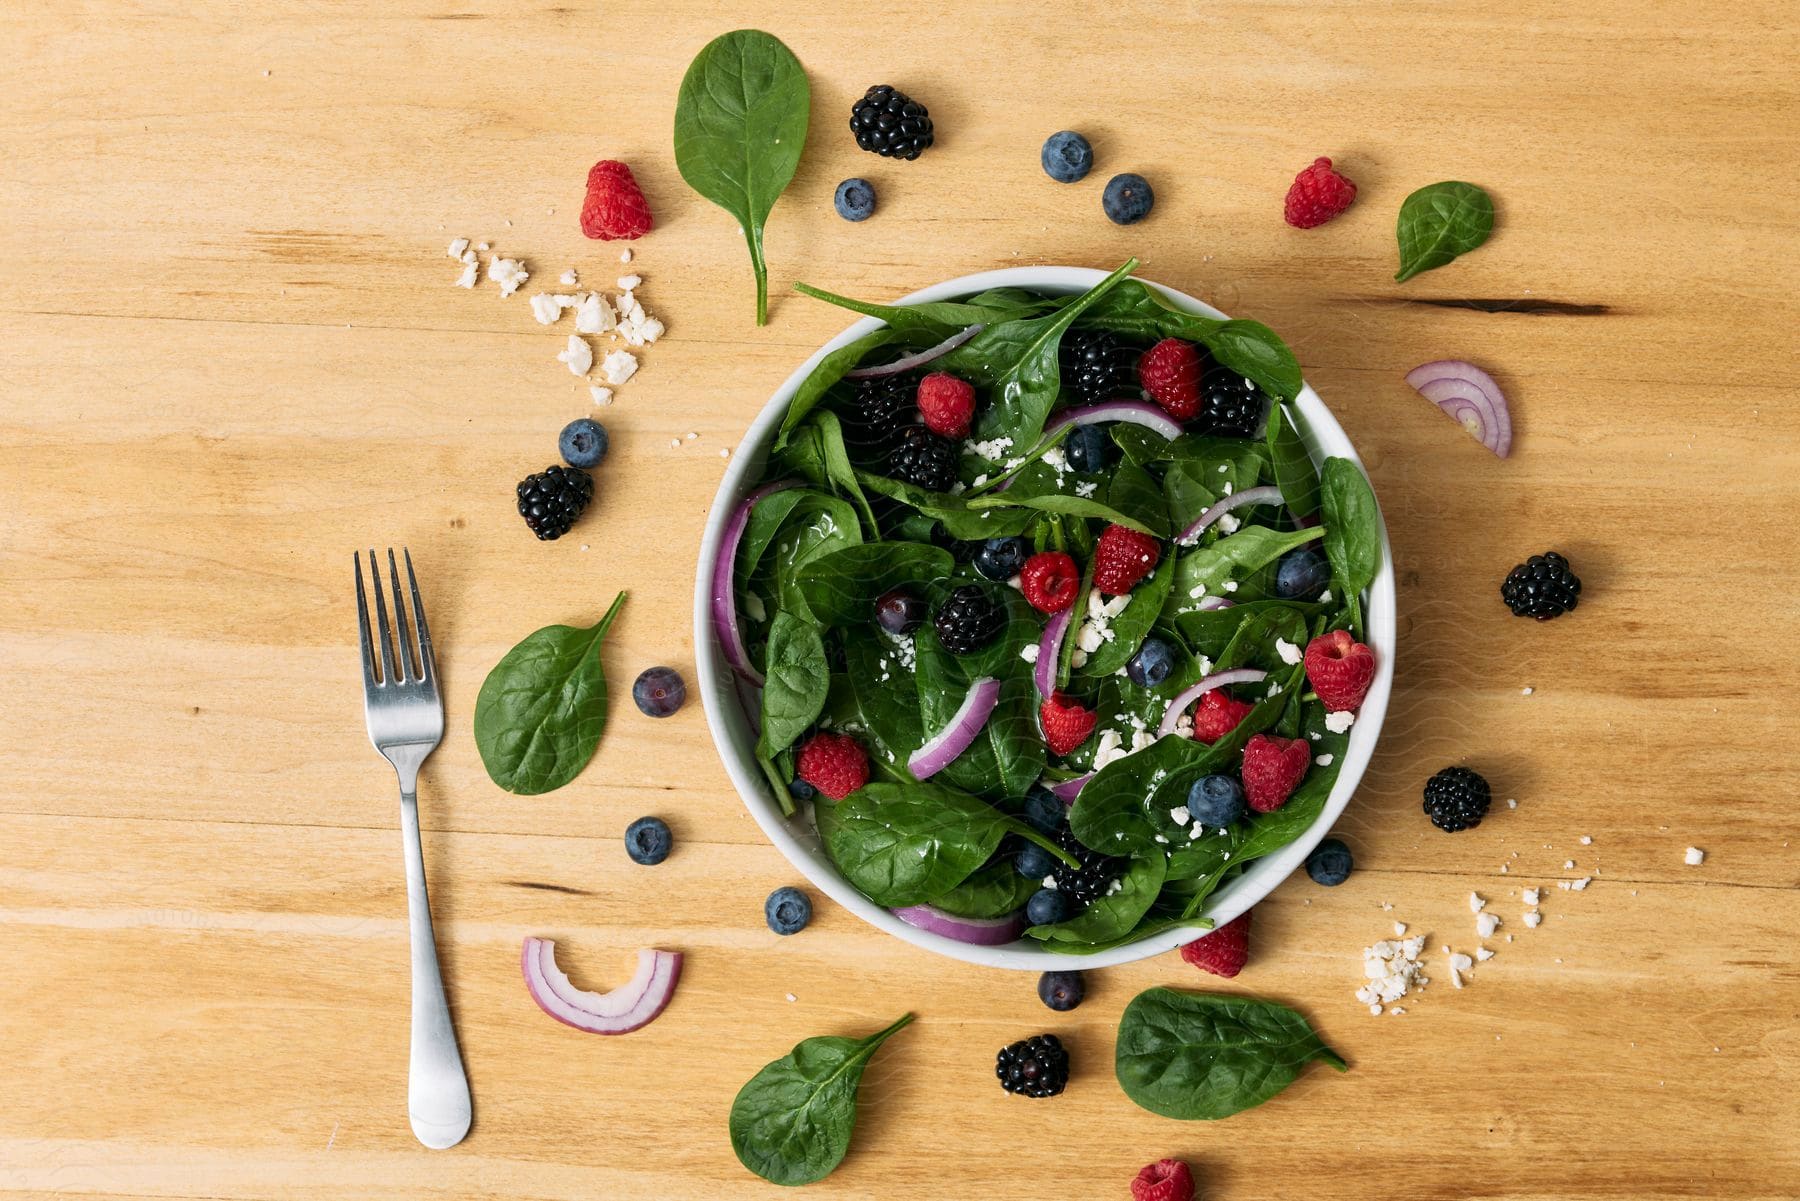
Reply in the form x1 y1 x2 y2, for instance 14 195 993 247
355 548 471 1150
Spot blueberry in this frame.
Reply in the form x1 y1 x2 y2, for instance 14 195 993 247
1014 842 1056 880
632 666 686 717
1021 786 1067 836
624 816 671 865
1037 969 1086 1011
874 587 926 635
559 417 609 469
1064 424 1114 473
1126 637 1175 688
788 777 817 803
1186 774 1245 827
1025 887 1072 926
974 536 1030 581
833 177 877 222
765 886 812 935
1275 547 1331 600
1102 173 1154 225
1040 131 1093 184
1306 837 1354 886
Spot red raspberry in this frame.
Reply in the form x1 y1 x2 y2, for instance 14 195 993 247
1020 551 1079 614
1179 909 1251 978
1092 524 1161 595
1283 156 1357 229
1039 692 1097 757
1131 1159 1196 1201
1241 734 1309 812
1304 629 1375 712
795 731 869 800
1137 338 1203 421
915 372 976 438
580 160 653 241
1190 688 1254 742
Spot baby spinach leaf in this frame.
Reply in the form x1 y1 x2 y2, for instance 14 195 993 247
1167 526 1324 615
857 471 1037 540
673 30 810 325
1056 551 1098 691
929 855 1037 919
474 591 626 795
843 629 922 768
911 619 1045 797
772 496 863 621
778 328 906 447
729 1013 914 1186
1265 404 1320 518
1319 457 1381 602
1079 553 1174 677
1174 600 1319 662
1204 320 1302 404
738 488 810 582
1069 735 1208 853
1041 913 1212 955
793 282 1046 338
1115 987 1345 1120
1082 278 1226 342
756 612 829 760
1031 852 1166 944
1106 460 1172 536
809 410 879 535
967 490 1156 535
795 542 954 627
1394 181 1494 283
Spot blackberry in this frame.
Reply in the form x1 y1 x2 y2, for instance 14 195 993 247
887 424 958 493
1423 766 1492 833
1050 825 1124 909
933 584 1005 655
841 373 916 461
850 85 934 160
1060 329 1136 405
1501 551 1581 620
1199 355 1267 438
516 465 593 540
996 1033 1070 1098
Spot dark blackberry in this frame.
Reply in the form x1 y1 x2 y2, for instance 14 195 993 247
887 424 958 493
1050 825 1125 909
1199 354 1267 438
933 584 1005 655
1422 766 1492 833
840 373 916 461
516 465 593 540
1501 552 1581 620
1060 329 1136 405
849 85 934 160
995 1033 1070 1098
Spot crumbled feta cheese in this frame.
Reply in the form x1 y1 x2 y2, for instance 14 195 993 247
589 386 613 405
1476 947 1495 962
885 632 916 670
1324 710 1355 734
963 436 1014 461
1169 806 1191 826
1476 913 1500 938
1470 893 1486 913
1315 753 1334 766
1522 910 1543 929
1041 876 1057 890
530 293 580 325
447 237 470 259
1521 686 1535 696
560 269 579 286
1318 589 1333 603
1446 952 1474 988
477 241 491 250
1356 935 1429 1011
557 335 593 376
1579 835 1592 846
600 349 638 385
617 273 641 290
1019 643 1040 664
1074 480 1097 498
488 257 529 296
1563 859 1576 870
454 260 478 288
1685 847 1705 865
1216 513 1241 534
1506 798 1518 809
619 247 632 263
1041 446 1068 472
1393 921 1407 936
1521 888 1540 906
1275 637 1304 665
1221 579 1239 593
575 292 616 334
1569 877 1591 891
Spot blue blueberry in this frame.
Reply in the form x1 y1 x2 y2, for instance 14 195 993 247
765 886 812 934
875 587 926 635
834 178 877 222
1037 969 1086 1011
624 816 672 865
1040 131 1093 183
1102 173 1154 225
1014 842 1056 880
1306 837 1354 886
1276 547 1331 600
1025 887 1072 926
1021 786 1067 836
974 536 1030 580
1126 637 1176 688
788 777 817 803
1186 774 1245 828
632 666 686 717
1064 424 1114 473
559 418 609 469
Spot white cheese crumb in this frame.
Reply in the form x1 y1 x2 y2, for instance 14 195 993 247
1275 637 1303 665
1684 847 1705 865
1521 686 1534 695
454 260 479 288
1169 806 1191 826
1019 643 1040 664
488 257 529 296
1521 887 1540 906
1324 710 1355 734
557 335 593 377
720 448 730 458
785 992 797 1002
1221 579 1239 593
964 436 1014 461
1569 877 1591 891
669 438 680 449
614 273 642 291
1579 835 1593 845
1315 753 1334 766
1523 910 1543 929
1506 798 1518 809
1216 513 1241 534
1042 876 1057 890
1476 913 1500 938
1356 934 1429 1012
1447 952 1474 988
600 349 638 386
560 269 579 286
530 293 580 325
1393 921 1407 936
1563 859 1576 870
447 237 470 259
1469 892 1486 914
619 247 632 263
589 386 613 406
1476 947 1495 962
1074 480 1097 498
477 240 491 250
575 292 616 334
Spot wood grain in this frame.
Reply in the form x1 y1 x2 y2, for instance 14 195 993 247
1 2 1796 1198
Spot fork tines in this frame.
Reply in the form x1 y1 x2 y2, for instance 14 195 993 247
355 548 435 689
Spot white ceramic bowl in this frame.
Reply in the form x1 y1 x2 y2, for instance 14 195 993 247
695 266 1395 970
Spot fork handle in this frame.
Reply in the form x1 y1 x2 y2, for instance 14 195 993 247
399 788 472 1149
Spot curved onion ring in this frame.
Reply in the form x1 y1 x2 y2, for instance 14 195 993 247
891 904 1026 945
1033 608 1072 698
908 676 1001 779
521 939 682 1035
1175 485 1283 544
711 480 801 683
1196 596 1235 612
1405 360 1511 457
1157 668 1269 737
1044 400 1183 442
1049 772 1093 805
844 324 984 379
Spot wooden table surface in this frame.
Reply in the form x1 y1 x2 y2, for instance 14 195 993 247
3 3 1797 1198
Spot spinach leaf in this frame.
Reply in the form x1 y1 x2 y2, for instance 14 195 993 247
843 629 922 767
474 591 626 795
794 542 954 627
778 329 905 447
1167 526 1324 615
1030 852 1166 943
756 612 829 760
1394 181 1495 283
738 487 810 581
1205 321 1302 404
930 855 1036 919
1106 460 1172 536
1319 457 1381 602
967 490 1156 535
1174 600 1317 663
1078 553 1174 677
1115 987 1345 1120
1082 278 1225 342
912 619 1044 797
772 496 863 621
793 282 1046 337
729 1013 914 1186
1041 913 1211 955
673 30 810 325
857 471 1037 540
810 410 879 535
1265 404 1320 518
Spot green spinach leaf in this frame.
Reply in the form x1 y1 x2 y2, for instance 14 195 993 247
1319 457 1381 603
1394 181 1495 283
1205 320 1302 404
929 855 1037 918
1031 852 1166 943
1265 405 1320 518
843 628 922 768
793 282 1046 337
1167 526 1324 615
1079 553 1174 677
757 612 829 759
794 542 954 627
778 329 906 447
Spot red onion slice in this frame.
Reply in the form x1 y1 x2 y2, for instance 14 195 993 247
711 479 800 684
1033 608 1072 698
908 676 1001 779
1196 597 1235 612
1044 400 1183 442
521 939 682 1035
1175 485 1283 544
844 324 983 379
891 904 1026 945
1404 360 1511 458
1049 772 1092 805
1157 668 1269 737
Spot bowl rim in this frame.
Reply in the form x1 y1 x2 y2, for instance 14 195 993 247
694 265 1395 970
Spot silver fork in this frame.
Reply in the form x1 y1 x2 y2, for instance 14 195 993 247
355 548 471 1150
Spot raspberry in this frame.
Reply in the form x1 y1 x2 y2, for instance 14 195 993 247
1138 338 1203 421
580 160 653 241
1241 734 1309 812
1039 692 1097 757
1283 156 1357 229
795 732 869 801
1092 524 1161 595
1020 551 1079 614
1190 689 1254 742
1304 630 1375 712
1132 1159 1196 1201
915 372 976 438
1179 910 1251 978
